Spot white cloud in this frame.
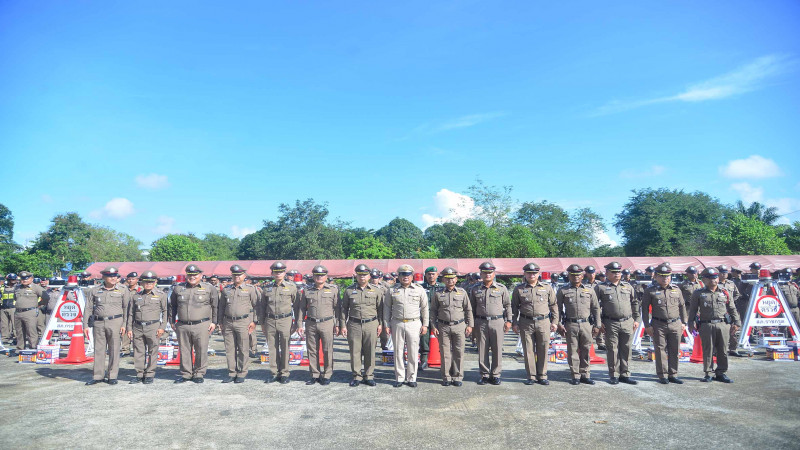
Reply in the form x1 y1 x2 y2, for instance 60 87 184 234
593 54 794 115
593 229 618 248
155 216 175 234
421 189 475 228
90 197 135 220
730 182 764 204
406 112 508 138
720 155 783 179
135 173 170 190
230 225 257 239
619 165 666 179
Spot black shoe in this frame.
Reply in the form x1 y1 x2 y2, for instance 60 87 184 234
523 379 535 385
569 378 580 385
668 376 684 384
420 362 429 370
538 379 550 386
129 378 141 384
319 378 330 385
306 378 318 385
143 377 154 384
597 345 607 351
489 377 501 385
85 379 102 386
393 381 403 388
452 381 463 387
714 374 733 383
701 375 712 382
364 380 376 387
249 351 257 358
222 376 236 383
234 377 245 384
279 377 290 384
407 381 417 388
580 376 595 385
729 350 741 357
175 378 190 384
658 378 669 384
192 377 204 384
442 381 452 386
349 379 360 387
608 377 619 385
619 376 638 385
106 379 118 385
477 377 489 385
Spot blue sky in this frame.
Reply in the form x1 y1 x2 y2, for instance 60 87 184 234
2 1 799 249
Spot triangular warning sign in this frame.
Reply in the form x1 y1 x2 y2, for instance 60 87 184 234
738 272 800 349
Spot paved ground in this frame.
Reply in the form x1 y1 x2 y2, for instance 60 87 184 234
1 333 799 449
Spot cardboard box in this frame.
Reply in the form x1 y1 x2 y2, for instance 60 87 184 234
548 343 568 364
382 350 394 366
260 350 270 365
18 349 37 363
786 341 800 361
767 346 795 361
157 345 174 365
36 345 59 364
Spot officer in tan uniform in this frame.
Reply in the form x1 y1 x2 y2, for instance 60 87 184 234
219 265 258 383
169 264 219 383
556 264 601 385
511 262 557 386
469 261 512 385
258 261 298 384
120 272 141 356
339 264 382 387
126 271 166 384
641 264 687 384
776 268 800 326
295 265 338 385
384 264 429 388
12 271 49 354
679 266 703 308
430 267 473 386
689 267 741 383
595 262 639 385
1 274 17 346
712 265 742 356
83 267 129 385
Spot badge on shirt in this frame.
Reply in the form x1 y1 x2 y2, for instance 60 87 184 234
704 302 708 307
657 300 662 305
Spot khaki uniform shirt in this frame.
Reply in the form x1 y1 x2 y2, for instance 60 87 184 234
688 287 741 326
258 279 299 320
127 289 167 328
720 279 741 305
641 284 687 325
13 284 48 310
594 281 639 321
339 283 382 328
430 286 473 329
168 282 219 324
296 282 339 321
83 283 131 329
219 284 258 321
680 279 704 305
469 282 512 321
383 283 429 324
511 281 558 326
778 283 799 308
556 284 600 323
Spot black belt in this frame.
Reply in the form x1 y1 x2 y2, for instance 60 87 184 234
699 319 724 324
520 313 547 321
602 315 631 322
178 318 210 325
136 319 160 326
477 315 504 320
267 312 293 319
16 307 37 312
225 313 250 321
652 317 681 324
349 316 378 324
93 314 123 321
306 316 334 323
1 305 15 309
565 318 589 323
438 318 465 326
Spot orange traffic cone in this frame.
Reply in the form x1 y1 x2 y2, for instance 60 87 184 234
689 334 715 363
428 332 441 368
54 323 94 365
589 343 605 364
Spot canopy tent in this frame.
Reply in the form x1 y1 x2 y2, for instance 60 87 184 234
85 255 800 279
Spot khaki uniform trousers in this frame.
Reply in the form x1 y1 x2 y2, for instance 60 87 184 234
566 321 592 379
519 317 551 381
132 322 160 378
391 319 421 382
652 320 682 377
380 326 390 350
14 309 39 350
92 317 123 380
263 316 292 378
437 321 466 382
121 329 132 353
176 321 211 379
700 322 730 376
1 308 15 342
603 317 635 378
306 319 334 379
347 319 378 381
475 318 504 378
223 317 252 377
37 307 48 338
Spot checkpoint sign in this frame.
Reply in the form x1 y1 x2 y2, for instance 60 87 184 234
756 295 783 318
56 300 81 322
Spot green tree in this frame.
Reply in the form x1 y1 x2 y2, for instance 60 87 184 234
200 233 239 260
150 234 206 261
614 189 728 256
513 201 604 257
422 223 460 254
0 203 13 247
0 251 58 278
346 235 395 259
442 219 499 258
85 226 144 262
776 221 800 253
464 178 514 227
375 218 423 258
591 245 626 257
709 213 791 255
735 201 780 225
494 224 546 258
29 213 93 271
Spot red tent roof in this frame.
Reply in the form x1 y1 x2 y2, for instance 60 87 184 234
85 255 800 278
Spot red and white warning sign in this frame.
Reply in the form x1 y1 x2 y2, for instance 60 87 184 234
739 271 800 348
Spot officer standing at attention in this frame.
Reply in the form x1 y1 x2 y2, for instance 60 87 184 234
715 265 742 357
339 264 382 387
595 262 639 385
512 262 558 386
469 261 512 385
679 266 703 309
556 264 601 385
295 265 338 386
641 264 687 384
1 273 17 347
126 271 167 385
419 266 444 370
430 267 473 387
384 264 428 388
169 264 219 384
219 265 258 384
582 266 605 351
120 272 141 357
12 271 49 355
689 267 741 383
258 261 298 384
776 268 800 328
84 267 129 385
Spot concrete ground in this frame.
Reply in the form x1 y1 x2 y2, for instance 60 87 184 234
1 332 798 449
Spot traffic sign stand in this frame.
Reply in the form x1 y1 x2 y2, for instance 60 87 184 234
738 271 800 350
38 278 94 359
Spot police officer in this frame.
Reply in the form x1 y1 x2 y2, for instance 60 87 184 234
430 267 473 386
383 264 429 388
556 264 601 385
621 269 631 283
245 276 262 358
84 267 129 385
12 271 49 355
419 266 444 370
689 267 741 383
715 265 743 357
680 266 703 308
632 269 647 301
295 265 338 386
595 262 640 385
1 273 17 345
777 268 800 326
511 263 558 385
258 261 299 384
641 264 687 384
35 278 49 338
119 272 141 356
126 271 167 384
169 264 219 383
339 264 382 387
219 265 258 383
469 261 512 385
